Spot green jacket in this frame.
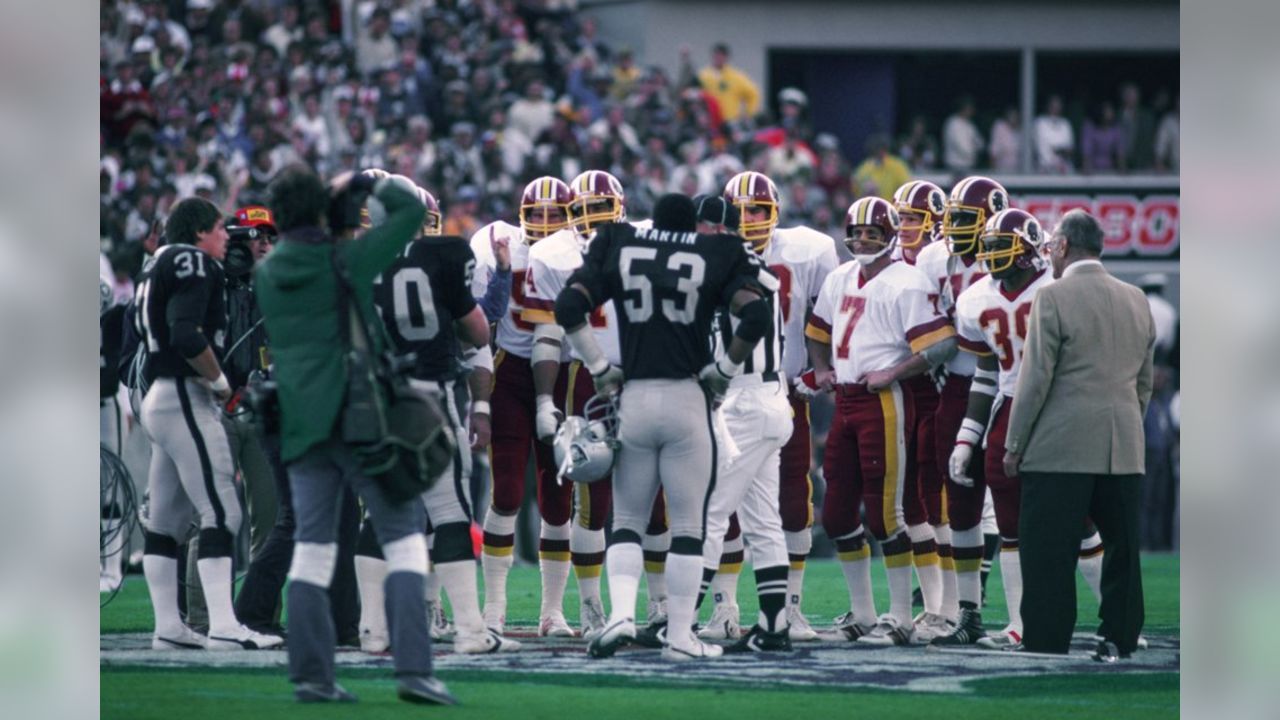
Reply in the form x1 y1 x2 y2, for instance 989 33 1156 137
254 180 425 463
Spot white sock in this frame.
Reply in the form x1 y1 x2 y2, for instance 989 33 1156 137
884 555 915 627
605 542 643 624
785 530 811 610
999 544 1023 633
481 512 517 619
934 524 959 621
664 552 704 647
539 521 571 618
907 523 943 616
837 537 876 626
355 555 388 639
143 554 182 635
424 564 443 607
952 526 984 608
435 559 485 634
712 532 741 607
1078 533 1104 603
571 523 605 605
196 556 239 636
642 530 669 604
101 518 125 583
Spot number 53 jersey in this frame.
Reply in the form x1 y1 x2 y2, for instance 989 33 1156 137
806 260 953 384
953 269 1054 397
566 223 778 381
373 235 479 381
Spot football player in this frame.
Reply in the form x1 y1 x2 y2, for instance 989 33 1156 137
136 197 281 650
721 170 839 642
471 177 577 637
941 208 1055 648
805 196 957 646
359 182 520 654
557 193 778 661
915 176 1007 642
890 179 955 641
100 279 128 593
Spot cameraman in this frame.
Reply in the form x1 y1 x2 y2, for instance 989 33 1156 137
255 164 455 705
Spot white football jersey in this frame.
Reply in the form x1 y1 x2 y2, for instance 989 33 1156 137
954 269 1055 398
470 220 535 358
522 227 621 366
914 241 988 377
807 260 953 384
760 226 841 378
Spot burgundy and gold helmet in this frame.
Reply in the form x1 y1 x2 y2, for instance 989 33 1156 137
977 208 1045 276
568 170 626 236
519 176 573 240
943 175 1009 256
416 186 443 236
844 196 901 264
723 170 780 251
891 180 946 249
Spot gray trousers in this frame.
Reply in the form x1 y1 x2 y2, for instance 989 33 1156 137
286 436 433 685
411 378 474 530
613 379 716 542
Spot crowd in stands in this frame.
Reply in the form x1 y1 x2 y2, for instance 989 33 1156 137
99 0 1178 298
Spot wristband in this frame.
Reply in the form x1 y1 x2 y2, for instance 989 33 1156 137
956 417 984 446
472 400 491 416
209 373 230 395
716 356 743 378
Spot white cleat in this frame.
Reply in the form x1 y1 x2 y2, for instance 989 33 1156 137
428 602 454 641
825 611 875 642
662 637 724 662
483 609 506 636
579 597 607 642
539 613 576 638
207 625 284 651
787 606 819 642
855 614 912 647
911 612 956 645
697 603 741 640
977 626 1023 649
152 625 208 650
360 627 389 653
455 628 521 654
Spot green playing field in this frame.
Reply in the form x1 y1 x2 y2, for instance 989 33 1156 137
101 554 1179 719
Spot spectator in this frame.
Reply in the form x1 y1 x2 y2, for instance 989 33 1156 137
942 95 983 172
507 79 556 146
610 48 642 101
696 42 761 125
989 106 1021 172
764 128 816 186
262 3 303 57
851 133 911 201
1081 102 1124 173
1118 82 1156 171
1154 95 1179 173
1034 94 1075 173
897 115 937 170
813 133 851 199
776 87 810 139
291 92 331 162
356 8 397 76
443 185 482 238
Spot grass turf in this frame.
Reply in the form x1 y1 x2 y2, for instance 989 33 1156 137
101 553 1180 635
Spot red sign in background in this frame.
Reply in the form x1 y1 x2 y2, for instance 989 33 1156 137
1016 194 1179 257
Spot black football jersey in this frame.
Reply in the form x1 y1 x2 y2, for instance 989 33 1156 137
136 244 227 379
373 235 479 381
569 223 777 381
100 304 126 398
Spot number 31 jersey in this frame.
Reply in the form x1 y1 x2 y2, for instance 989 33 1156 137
953 269 1054 397
806 260 952 384
373 235 479 381
138 243 227 379
567 223 778 381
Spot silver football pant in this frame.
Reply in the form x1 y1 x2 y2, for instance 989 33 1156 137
409 378 474 527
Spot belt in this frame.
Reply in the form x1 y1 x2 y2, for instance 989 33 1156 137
835 382 871 397
729 370 782 389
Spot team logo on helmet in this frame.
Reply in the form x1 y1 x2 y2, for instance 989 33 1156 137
977 208 1045 276
944 176 1009 257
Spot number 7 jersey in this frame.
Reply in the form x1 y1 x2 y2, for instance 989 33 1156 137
953 269 1054 397
806 260 953 384
566 223 778 381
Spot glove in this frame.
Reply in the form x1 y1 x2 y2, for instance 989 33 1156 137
591 363 624 396
698 357 741 401
535 394 564 444
792 368 821 398
949 442 975 487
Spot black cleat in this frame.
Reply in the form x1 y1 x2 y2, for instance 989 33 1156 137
726 625 793 654
397 675 459 705
929 607 987 647
587 618 636 658
631 620 668 649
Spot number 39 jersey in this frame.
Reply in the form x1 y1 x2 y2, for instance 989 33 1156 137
759 226 840 378
953 269 1054 397
522 227 619 365
567 223 778 381
373 235 479 381
806 260 952 384
137 243 227 379
469 220 534 358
